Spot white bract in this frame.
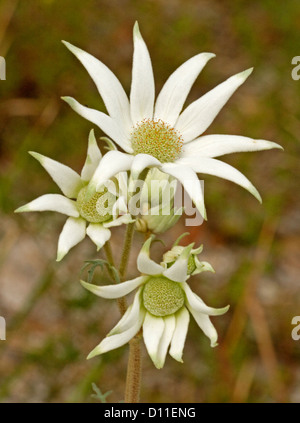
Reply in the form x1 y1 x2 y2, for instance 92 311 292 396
15 130 133 261
62 22 282 220
81 236 229 369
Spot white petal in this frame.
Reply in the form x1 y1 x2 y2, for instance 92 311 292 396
15 194 79 217
62 41 132 134
169 307 190 363
137 236 165 275
57 217 86 261
176 68 253 142
160 163 206 219
186 303 219 347
130 22 155 123
80 275 148 299
103 214 135 228
29 151 83 198
155 315 176 369
86 223 111 251
182 134 283 158
177 156 261 202
81 129 102 181
163 244 194 283
87 307 145 358
155 53 215 126
112 196 128 218
87 151 134 197
183 283 229 316
192 258 215 275
108 288 143 335
131 154 161 180
62 97 132 153
143 312 165 366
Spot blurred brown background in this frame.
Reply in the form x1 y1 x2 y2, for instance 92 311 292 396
0 0 300 403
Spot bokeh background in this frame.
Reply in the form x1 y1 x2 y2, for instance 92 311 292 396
0 0 300 403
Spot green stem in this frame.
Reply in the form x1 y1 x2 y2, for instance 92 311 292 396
125 332 142 403
103 241 127 315
119 222 135 279
118 222 142 403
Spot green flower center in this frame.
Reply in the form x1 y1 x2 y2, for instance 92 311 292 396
143 276 185 317
77 186 115 223
131 119 183 163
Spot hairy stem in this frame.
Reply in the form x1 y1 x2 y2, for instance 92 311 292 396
118 222 142 403
119 222 135 279
103 241 127 315
125 333 142 403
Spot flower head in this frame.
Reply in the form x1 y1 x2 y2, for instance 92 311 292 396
15 130 133 261
81 236 229 369
62 22 282 220
163 233 214 275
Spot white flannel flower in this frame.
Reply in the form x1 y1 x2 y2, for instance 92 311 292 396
62 22 282 219
15 130 133 261
81 236 229 369
163 233 214 275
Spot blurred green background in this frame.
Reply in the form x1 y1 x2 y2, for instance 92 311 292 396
0 0 300 403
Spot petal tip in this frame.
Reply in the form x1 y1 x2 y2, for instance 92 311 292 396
133 21 141 39
56 251 65 262
240 67 254 80
87 347 101 360
14 205 26 213
29 151 42 162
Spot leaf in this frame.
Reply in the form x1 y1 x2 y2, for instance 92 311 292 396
91 383 113 403
81 259 121 284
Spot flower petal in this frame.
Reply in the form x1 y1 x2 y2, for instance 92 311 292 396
137 236 165 275
131 154 161 180
80 275 149 299
57 217 86 261
81 129 102 181
112 195 128 218
62 41 132 133
130 22 155 123
155 315 176 369
186 303 219 347
176 68 253 142
86 223 111 251
192 258 215 275
103 214 135 229
61 97 132 153
108 288 143 336
182 134 283 158
29 151 83 198
163 243 194 283
169 307 190 363
177 156 262 202
143 312 165 366
15 194 79 217
160 163 207 219
87 151 134 197
87 307 145 359
155 53 215 126
183 282 229 316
